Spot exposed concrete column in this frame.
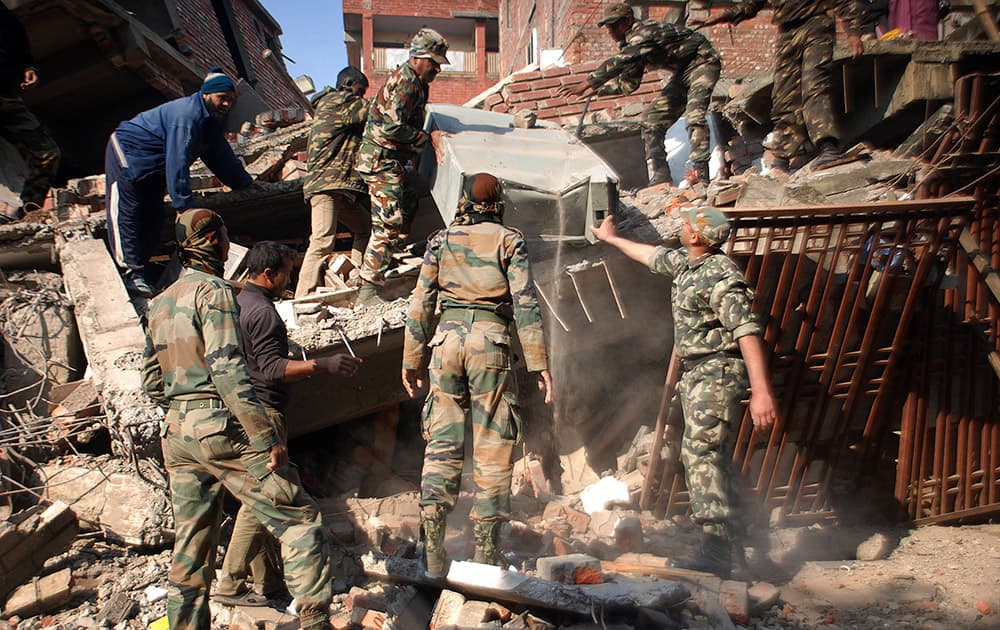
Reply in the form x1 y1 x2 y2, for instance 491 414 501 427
475 19 487 87
362 13 374 75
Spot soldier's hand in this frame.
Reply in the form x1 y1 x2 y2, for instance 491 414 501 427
536 369 553 405
21 68 38 90
749 391 778 430
401 367 424 398
267 443 289 471
848 34 864 58
589 215 618 242
430 130 449 165
557 78 594 99
318 354 362 377
688 16 718 30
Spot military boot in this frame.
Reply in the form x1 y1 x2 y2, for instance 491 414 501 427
472 519 503 566
770 156 791 176
811 139 845 171
647 158 672 188
356 282 384 307
421 508 447 577
683 534 733 579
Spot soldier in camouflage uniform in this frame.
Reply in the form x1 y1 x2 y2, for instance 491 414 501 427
692 0 864 172
355 28 449 304
402 174 553 576
590 206 778 578
560 3 720 186
295 66 372 298
143 209 333 630
0 5 60 221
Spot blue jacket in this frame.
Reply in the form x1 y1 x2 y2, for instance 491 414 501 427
113 93 252 209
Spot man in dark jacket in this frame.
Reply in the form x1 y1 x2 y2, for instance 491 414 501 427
295 66 372 297
0 3 60 221
105 67 256 297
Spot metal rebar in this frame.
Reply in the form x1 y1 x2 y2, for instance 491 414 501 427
597 260 626 319
565 269 593 323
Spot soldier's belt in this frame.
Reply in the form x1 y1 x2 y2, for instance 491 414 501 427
680 351 741 371
168 397 225 411
440 308 509 326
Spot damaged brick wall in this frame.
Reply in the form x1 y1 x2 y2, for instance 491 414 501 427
174 0 308 109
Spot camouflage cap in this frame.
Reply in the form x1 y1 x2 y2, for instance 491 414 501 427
680 205 732 247
410 28 450 65
176 208 224 246
598 3 635 25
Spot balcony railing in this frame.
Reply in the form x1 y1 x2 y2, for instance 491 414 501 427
372 47 501 76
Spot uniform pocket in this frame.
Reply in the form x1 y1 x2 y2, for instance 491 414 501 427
498 391 523 443
192 411 239 460
483 331 511 370
427 330 448 370
243 450 299 508
420 396 434 441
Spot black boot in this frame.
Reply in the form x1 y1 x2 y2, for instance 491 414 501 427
647 158 672 187
421 507 447 577
683 534 733 579
472 519 503 566
811 139 844 170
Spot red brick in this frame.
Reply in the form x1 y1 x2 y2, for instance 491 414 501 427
484 93 505 108
720 580 750 625
540 65 572 78
531 76 566 90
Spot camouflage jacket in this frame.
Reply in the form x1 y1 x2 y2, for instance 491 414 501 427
588 20 718 97
403 214 548 373
359 61 429 162
142 267 278 451
720 0 863 33
648 247 761 360
302 87 370 199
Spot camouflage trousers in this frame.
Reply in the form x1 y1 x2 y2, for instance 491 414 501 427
161 403 331 630
770 14 839 159
643 53 721 168
420 314 522 522
357 146 418 286
0 93 60 207
678 357 748 541
294 191 371 297
216 405 287 598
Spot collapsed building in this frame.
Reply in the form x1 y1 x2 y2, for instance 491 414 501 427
2 2 1000 629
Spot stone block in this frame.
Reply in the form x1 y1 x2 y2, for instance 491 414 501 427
720 580 749 624
589 510 620 538
536 554 602 584
0 502 78 602
429 589 465 628
614 516 644 553
562 506 591 534
347 587 387 613
2 567 72 618
856 532 895 561
748 581 780 612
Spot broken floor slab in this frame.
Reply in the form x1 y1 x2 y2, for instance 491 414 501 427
0 501 78 602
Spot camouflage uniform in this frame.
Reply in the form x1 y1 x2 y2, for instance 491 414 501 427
587 20 720 179
143 209 331 630
403 189 548 565
296 86 372 297
647 227 759 542
715 0 863 159
0 6 60 209
356 61 430 286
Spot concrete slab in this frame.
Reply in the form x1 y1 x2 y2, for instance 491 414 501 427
57 236 162 456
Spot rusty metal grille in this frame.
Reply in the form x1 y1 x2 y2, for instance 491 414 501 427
895 71 1000 525
641 199 973 522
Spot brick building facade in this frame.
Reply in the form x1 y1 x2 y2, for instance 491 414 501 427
342 0 501 105
498 0 779 80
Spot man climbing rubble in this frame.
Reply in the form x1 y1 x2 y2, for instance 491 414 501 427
559 3 721 187
105 67 260 298
590 206 778 578
401 173 553 576
355 28 449 305
214 241 361 608
142 210 334 630
0 3 60 223
295 66 373 298
690 0 864 173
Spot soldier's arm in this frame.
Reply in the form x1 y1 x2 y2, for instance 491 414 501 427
590 216 665 269
505 233 548 373
711 268 777 429
587 45 645 94
141 330 168 409
198 282 278 451
402 238 441 372
714 0 767 24
379 78 428 148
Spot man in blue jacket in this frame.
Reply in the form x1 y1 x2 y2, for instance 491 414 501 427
105 68 255 297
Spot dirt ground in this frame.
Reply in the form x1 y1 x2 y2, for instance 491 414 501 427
746 523 1000 630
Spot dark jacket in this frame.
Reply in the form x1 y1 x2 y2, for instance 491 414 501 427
237 282 291 412
0 6 34 93
113 93 252 209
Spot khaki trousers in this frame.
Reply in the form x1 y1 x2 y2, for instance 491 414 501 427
295 191 371 297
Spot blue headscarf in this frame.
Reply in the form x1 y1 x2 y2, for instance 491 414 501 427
200 67 236 94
